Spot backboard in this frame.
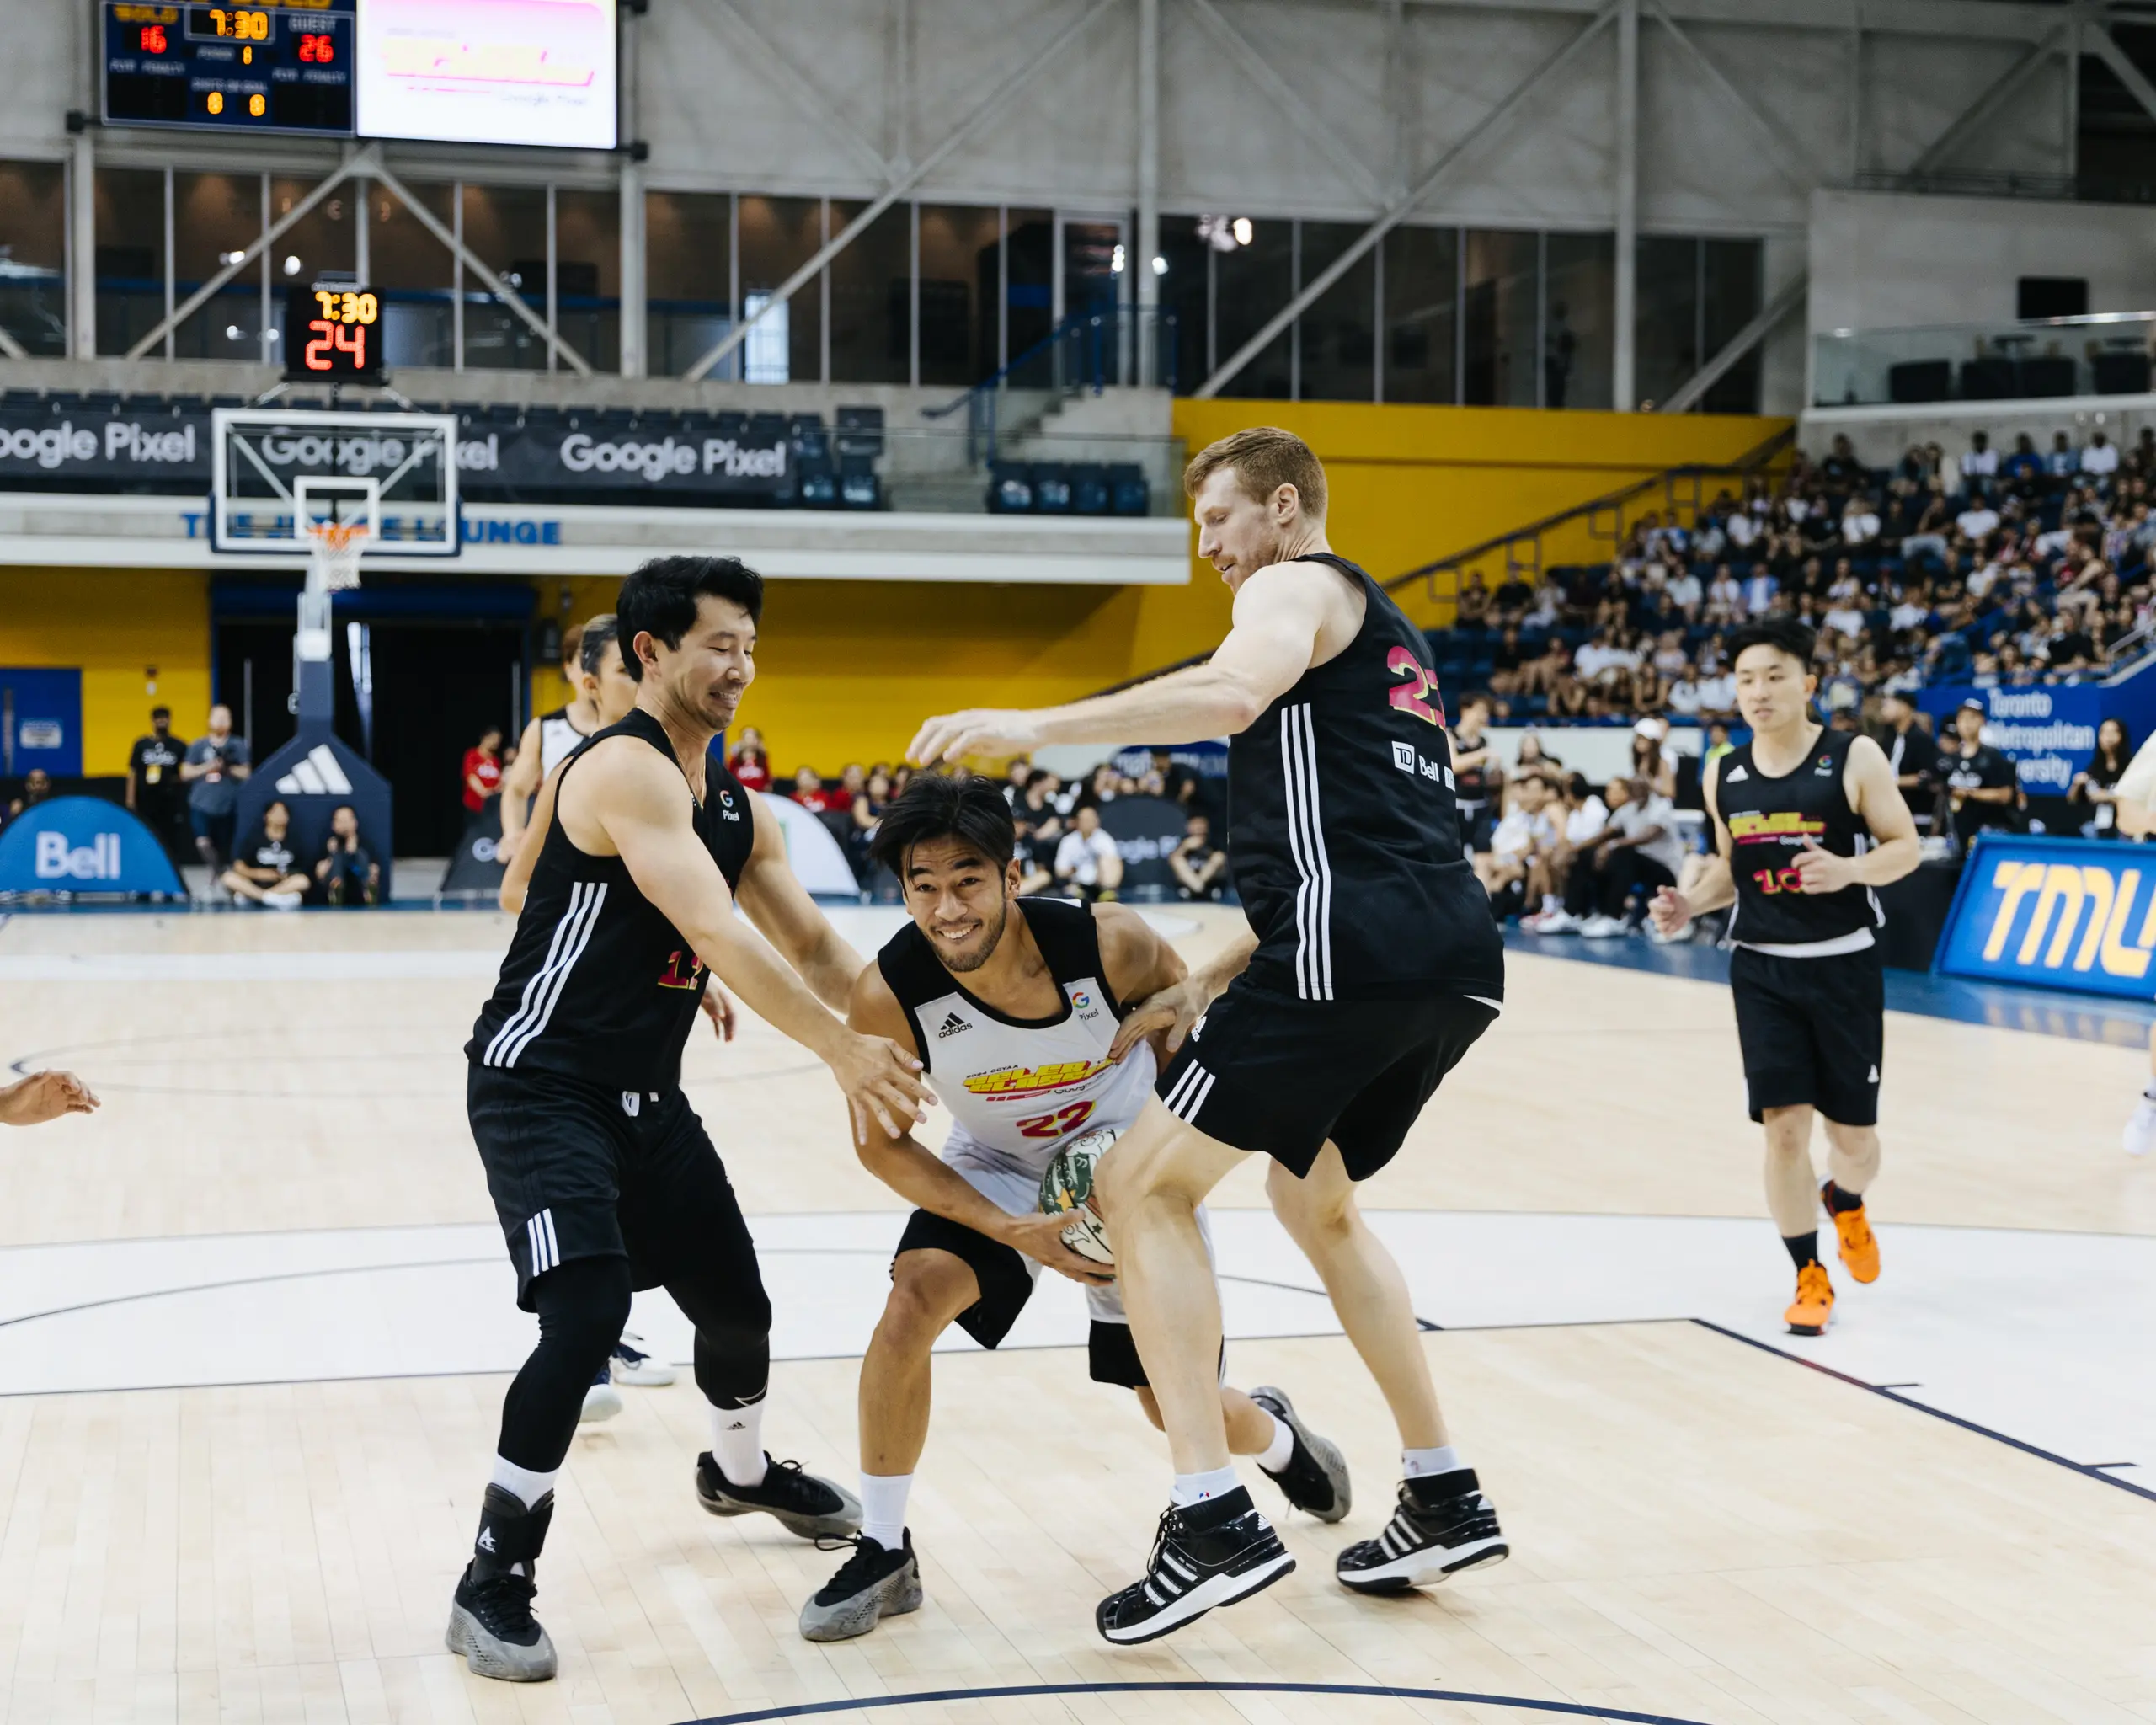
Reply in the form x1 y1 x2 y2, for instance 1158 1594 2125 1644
211 408 462 558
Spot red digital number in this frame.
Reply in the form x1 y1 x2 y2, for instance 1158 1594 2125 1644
1016 1100 1096 1140
298 32 333 63
333 320 366 369
1385 644 1444 727
302 318 335 371
140 24 168 52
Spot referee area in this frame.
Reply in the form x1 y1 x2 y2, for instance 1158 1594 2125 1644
0 904 2148 1724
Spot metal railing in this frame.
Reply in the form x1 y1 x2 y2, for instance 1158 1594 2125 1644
924 305 1178 465
1383 424 1797 607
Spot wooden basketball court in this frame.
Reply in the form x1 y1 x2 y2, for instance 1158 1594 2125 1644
0 905 2149 1724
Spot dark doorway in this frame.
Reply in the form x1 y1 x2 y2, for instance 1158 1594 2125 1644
215 606 528 857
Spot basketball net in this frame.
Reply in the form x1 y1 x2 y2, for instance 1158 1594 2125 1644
307 519 371 594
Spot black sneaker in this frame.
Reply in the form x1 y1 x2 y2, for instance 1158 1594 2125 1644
798 1531 923 1642
445 1486 558 1681
1249 1386 1352 1523
1335 1469 1508 1594
696 1451 862 1540
1095 1487 1295 1645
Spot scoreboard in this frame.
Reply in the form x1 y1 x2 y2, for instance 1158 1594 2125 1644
284 284 383 382
103 1 355 136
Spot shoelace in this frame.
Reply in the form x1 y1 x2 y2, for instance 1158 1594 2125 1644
760 1457 831 1508
815 1535 896 1595
467 1570 539 1633
1142 1503 1189 1574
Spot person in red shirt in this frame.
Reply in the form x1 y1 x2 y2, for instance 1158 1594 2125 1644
728 725 772 793
462 726 504 817
791 766 844 814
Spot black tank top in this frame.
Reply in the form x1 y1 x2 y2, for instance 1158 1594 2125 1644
466 708 756 1090
1717 724 1882 950
1227 553 1504 1002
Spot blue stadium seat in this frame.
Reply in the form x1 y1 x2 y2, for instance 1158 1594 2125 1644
1107 462 1149 515
839 452 881 510
1031 463 1072 514
987 460 1033 513
1070 463 1110 515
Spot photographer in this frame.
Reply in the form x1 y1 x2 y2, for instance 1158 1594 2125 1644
182 703 251 872
315 804 382 907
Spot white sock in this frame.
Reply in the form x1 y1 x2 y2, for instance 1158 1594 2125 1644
859 1472 912 1552
488 1455 558 1511
710 1397 768 1487
1171 1465 1241 1507
1402 1444 1463 1480
1256 1414 1295 1474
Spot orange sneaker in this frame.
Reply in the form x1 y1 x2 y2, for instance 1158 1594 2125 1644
1822 1183 1881 1284
1784 1262 1834 1336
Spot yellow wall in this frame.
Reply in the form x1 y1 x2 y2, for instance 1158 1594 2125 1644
0 568 211 777
1170 398 1791 631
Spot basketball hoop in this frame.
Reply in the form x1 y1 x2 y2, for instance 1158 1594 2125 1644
307 519 371 593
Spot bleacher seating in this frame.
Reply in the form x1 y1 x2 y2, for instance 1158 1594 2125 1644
985 458 1149 517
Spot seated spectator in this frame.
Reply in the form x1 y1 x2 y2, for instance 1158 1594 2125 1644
1074 761 1122 812
2047 430 2079 483
1841 494 1881 545
1054 804 1123 902
1961 430 1998 491
1665 562 1704 617
2003 433 2045 490
222 798 310 910
2084 429 2121 483
1522 772 1610 934
1490 571 1534 617
1455 570 1492 626
3 768 53 825
1487 625 1530 696
462 727 504 825
728 726 772 793
792 766 846 813
1630 718 1679 800
1704 565 1742 622
1955 494 2001 540
1017 770 1066 841
314 804 382 907
1474 775 1556 920
1741 565 1779 617
850 768 894 877
1582 776 1686 938
1514 732 1564 776
1002 758 1033 806
1169 814 1230 901
2041 612 2097 676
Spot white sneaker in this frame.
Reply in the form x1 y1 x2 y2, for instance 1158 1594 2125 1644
2125 1096 2156 1157
610 1333 676 1386
262 889 302 911
1579 915 1625 939
580 1366 622 1423
1536 910 1582 935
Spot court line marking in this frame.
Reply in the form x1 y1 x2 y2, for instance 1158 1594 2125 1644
679 1680 1721 1725
1689 1319 2156 1504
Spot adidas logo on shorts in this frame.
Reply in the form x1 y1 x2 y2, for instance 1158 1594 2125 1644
937 1012 969 1039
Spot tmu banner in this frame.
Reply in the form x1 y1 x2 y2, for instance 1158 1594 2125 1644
1936 832 2156 998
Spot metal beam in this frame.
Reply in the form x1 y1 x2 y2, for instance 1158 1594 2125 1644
1647 1 1815 188
68 132 95 360
1656 272 1805 414
1136 0 1161 382
367 159 594 377
702 0 894 184
127 147 378 360
1909 22 2068 174
2087 24 2156 130
1181 0 1385 207
683 0 1122 384
1614 0 1639 412
1193 3 1616 398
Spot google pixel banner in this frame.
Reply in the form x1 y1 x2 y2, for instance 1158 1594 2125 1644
1936 834 2156 999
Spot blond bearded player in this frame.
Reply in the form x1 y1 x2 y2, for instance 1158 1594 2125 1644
1651 616 1920 1336
911 427 1508 1643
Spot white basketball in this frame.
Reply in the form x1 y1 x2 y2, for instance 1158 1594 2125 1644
1038 1126 1118 1266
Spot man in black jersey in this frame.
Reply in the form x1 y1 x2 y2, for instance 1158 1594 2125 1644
910 427 1507 1643
496 621 595 865
1650 617 1919 1338
451 556 931 1684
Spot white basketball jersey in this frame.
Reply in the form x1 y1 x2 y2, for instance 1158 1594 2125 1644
538 707 593 776
878 900 1156 1183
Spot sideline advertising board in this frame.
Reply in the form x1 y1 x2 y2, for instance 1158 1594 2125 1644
1935 833 2156 1000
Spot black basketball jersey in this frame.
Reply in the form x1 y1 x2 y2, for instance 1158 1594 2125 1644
1716 724 1882 951
466 708 756 1091
1227 553 1504 1003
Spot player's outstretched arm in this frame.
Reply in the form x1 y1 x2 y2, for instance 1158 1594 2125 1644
732 793 867 1013
595 749 930 1140
846 965 1107 1284
1794 734 1921 895
906 561 1330 764
494 715 546 859
1108 918 1257 1062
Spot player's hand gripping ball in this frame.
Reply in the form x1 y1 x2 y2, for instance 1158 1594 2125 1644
1038 1127 1118 1266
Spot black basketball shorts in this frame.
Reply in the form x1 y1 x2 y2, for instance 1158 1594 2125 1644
1154 980 1502 1180
894 1209 1155 1388
1728 943 1885 1127
467 1064 766 1312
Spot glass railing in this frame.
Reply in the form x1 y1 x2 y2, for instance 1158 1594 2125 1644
1814 313 2156 408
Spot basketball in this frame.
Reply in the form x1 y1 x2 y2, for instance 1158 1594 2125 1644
1038 1127 1119 1266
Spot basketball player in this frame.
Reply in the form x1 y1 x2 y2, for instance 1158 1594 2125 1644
502 613 690 1422
910 427 1508 1643
451 555 931 1683
1649 616 1919 1336
800 773 1352 1642
2107 731 2156 1154
496 620 595 864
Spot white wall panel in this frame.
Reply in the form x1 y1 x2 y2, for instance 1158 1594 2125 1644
0 0 83 156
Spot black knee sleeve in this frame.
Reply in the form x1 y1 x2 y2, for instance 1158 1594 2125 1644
496 1254 633 1472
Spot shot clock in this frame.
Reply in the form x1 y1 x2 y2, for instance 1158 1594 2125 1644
284 285 384 383
103 0 355 136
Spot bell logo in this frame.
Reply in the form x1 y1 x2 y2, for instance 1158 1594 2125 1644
35 831 121 880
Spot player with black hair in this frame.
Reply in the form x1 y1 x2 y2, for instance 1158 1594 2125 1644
1651 614 1920 1336
451 555 932 1684
798 772 1351 1644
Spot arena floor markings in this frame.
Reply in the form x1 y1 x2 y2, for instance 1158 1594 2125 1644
0 908 2150 1723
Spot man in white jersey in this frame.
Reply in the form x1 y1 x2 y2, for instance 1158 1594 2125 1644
497 618 601 865
800 773 1352 1642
